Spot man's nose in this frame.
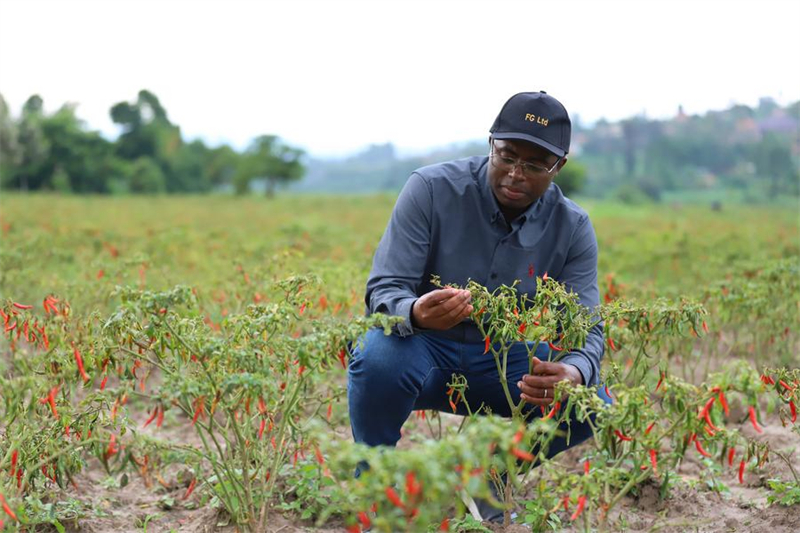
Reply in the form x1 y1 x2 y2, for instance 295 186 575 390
508 162 525 179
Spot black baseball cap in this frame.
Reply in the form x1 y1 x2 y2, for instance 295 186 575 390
489 91 571 157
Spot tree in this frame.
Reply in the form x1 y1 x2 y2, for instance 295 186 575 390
128 157 166 194
752 133 799 198
14 95 51 191
234 135 305 196
555 159 588 197
0 93 21 188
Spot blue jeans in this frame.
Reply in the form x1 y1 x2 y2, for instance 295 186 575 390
347 328 611 459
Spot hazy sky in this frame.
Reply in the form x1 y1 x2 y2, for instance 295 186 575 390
1 0 798 157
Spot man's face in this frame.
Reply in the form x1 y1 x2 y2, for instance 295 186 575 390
487 138 567 214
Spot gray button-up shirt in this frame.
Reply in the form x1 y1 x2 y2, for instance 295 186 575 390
365 155 603 386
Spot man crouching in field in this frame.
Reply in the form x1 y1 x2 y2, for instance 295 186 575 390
347 91 610 523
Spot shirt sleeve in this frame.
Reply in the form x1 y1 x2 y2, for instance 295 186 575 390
365 172 433 336
557 215 604 386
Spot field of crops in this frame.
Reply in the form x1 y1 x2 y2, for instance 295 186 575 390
1 194 799 533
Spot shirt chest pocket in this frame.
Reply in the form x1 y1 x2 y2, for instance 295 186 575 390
499 244 566 299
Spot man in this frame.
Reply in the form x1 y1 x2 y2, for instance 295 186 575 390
348 91 609 522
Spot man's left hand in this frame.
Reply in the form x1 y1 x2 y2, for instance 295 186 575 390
516 357 583 406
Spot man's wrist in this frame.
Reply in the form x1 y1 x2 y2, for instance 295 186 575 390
409 299 419 328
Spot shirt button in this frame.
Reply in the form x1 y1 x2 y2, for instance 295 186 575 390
490 272 498 280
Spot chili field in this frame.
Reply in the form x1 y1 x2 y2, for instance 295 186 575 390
0 193 798 533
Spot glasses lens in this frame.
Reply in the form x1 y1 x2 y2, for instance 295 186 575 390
491 143 553 176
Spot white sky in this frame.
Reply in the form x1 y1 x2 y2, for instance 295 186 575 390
1 0 799 157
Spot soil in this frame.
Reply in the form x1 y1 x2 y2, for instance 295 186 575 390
50 405 798 533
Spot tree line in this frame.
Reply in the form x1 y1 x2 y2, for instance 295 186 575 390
1 91 797 201
577 98 800 201
0 90 304 195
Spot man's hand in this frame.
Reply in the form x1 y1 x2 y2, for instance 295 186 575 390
516 357 583 406
410 288 473 330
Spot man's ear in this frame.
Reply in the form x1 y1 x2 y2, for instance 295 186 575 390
555 157 569 173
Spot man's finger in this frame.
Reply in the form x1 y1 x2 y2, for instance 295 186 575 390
520 374 560 389
531 360 564 376
429 291 470 318
418 288 461 309
519 393 554 406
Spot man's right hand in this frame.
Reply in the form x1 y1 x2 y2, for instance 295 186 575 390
410 288 473 330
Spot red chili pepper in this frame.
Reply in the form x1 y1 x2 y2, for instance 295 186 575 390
542 272 550 281
4 321 16 333
39 386 59 418
183 478 197 499
73 346 90 382
703 411 719 431
106 435 118 459
738 459 746 483
358 511 371 529
258 397 267 414
143 406 158 428
544 401 561 420
645 421 656 435
698 397 715 419
314 445 325 466
584 460 590 475
299 303 306 315
570 495 586 521
748 406 763 433
548 341 563 351
614 429 632 442
779 380 794 392
701 320 709 333
405 471 422 496
0 494 17 521
655 372 664 392
12 302 32 310
9 451 17 477
298 365 306 376
518 322 527 335
192 398 205 425
728 448 735 467
607 337 617 351
694 439 711 458
440 517 450 531
386 486 404 508
790 401 797 423
483 336 491 354
337 348 347 369
511 446 534 462
717 390 729 416
760 374 775 385
604 384 612 398
649 449 658 474
345 525 360 533
512 430 524 444
153 405 164 429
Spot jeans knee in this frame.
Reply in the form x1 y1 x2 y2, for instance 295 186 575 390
348 330 422 394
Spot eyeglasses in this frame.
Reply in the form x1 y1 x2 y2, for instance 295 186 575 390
489 141 562 178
